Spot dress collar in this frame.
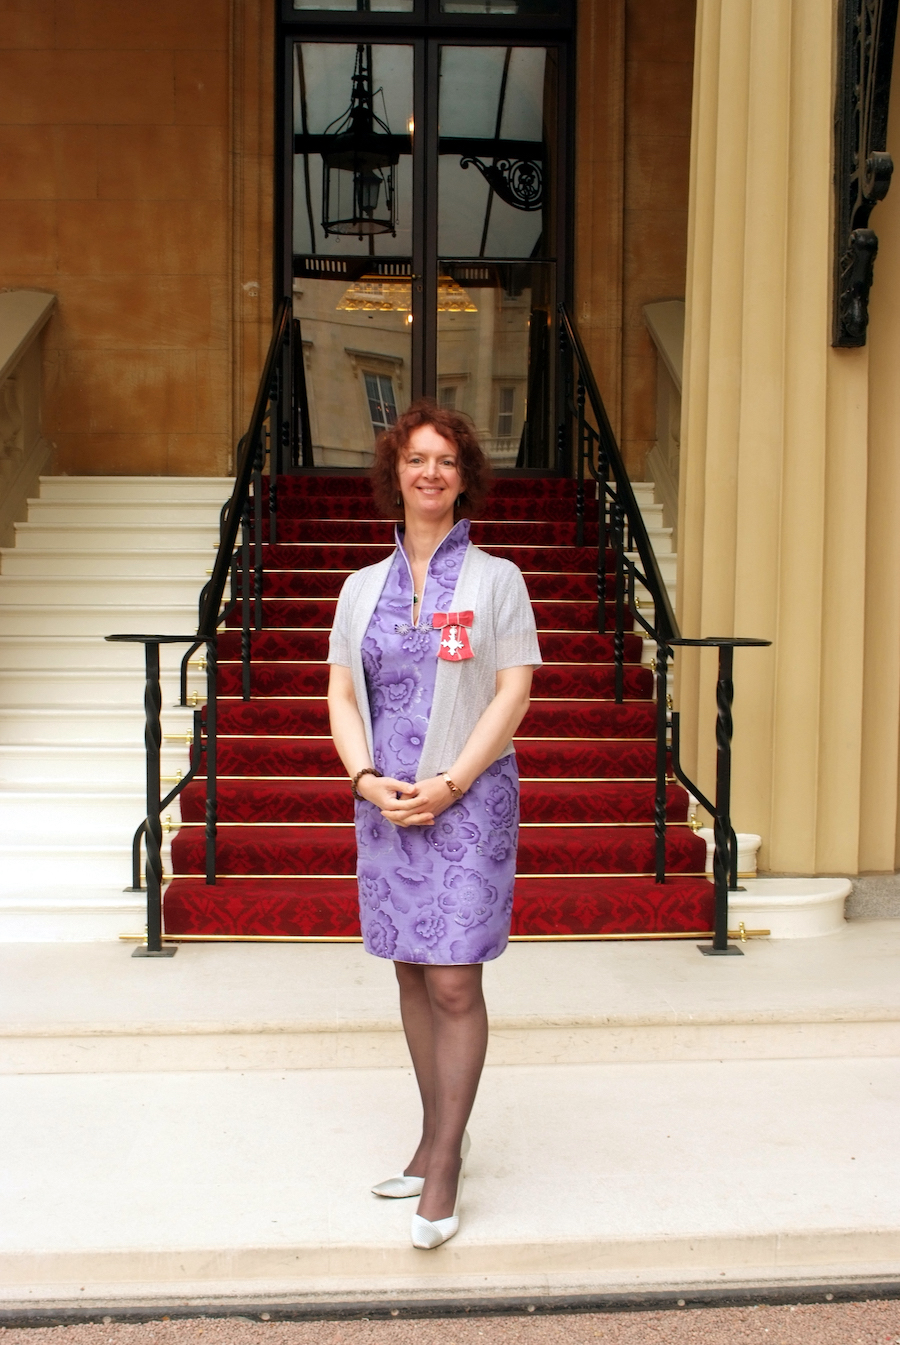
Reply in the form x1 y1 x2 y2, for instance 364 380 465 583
393 517 471 571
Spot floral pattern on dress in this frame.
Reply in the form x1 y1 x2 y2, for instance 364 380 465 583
355 518 519 965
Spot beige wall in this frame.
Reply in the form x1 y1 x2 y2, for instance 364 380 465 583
677 0 900 877
0 0 272 476
575 0 695 479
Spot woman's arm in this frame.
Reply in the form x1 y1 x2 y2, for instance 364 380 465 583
379 664 533 828
326 665 417 810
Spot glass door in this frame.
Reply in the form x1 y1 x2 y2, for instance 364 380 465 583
282 5 571 469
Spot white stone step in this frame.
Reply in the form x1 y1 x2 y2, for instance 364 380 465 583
0 637 202 671
37 475 232 503
0 549 212 578
0 706 194 744
0 668 201 706
24 500 228 527
13 523 220 551
0 844 163 890
0 576 211 606
0 888 145 941
0 743 188 784
0 603 198 636
0 788 182 845
0 931 897 1303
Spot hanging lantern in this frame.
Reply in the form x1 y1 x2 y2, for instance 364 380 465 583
321 45 398 239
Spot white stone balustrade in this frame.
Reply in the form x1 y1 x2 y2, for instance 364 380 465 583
0 291 56 550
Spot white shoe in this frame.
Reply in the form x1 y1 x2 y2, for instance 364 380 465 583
372 1130 469 1200
371 1172 424 1199
410 1136 469 1250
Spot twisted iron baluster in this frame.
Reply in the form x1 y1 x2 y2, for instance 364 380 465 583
143 641 164 951
241 490 251 701
710 644 735 950
654 642 669 883
612 495 626 703
253 434 264 632
205 636 218 886
575 376 586 549
597 443 609 634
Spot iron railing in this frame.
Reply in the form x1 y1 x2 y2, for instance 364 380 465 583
110 293 767 957
107 298 305 956
558 303 770 954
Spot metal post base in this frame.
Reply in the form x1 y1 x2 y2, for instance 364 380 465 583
131 945 177 958
698 944 744 956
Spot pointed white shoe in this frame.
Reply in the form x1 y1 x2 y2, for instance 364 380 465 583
371 1172 425 1199
372 1130 469 1200
410 1135 469 1250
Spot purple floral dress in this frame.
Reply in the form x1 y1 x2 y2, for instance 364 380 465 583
356 518 519 964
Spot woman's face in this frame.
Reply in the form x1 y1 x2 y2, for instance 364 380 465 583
396 424 464 527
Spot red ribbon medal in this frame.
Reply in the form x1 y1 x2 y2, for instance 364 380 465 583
433 610 474 661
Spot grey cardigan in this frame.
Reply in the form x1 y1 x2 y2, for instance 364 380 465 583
327 541 542 781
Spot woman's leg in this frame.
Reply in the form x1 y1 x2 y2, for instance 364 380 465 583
416 962 488 1222
394 960 437 1176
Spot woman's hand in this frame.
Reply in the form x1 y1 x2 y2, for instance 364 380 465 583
363 774 456 828
355 772 418 815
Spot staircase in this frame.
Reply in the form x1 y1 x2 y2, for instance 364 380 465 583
0 476 231 939
164 474 711 939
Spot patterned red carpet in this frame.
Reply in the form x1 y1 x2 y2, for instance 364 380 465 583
164 475 712 938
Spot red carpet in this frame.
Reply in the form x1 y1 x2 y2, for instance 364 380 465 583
164 475 712 938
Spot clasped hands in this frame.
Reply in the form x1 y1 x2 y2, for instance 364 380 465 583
355 772 458 828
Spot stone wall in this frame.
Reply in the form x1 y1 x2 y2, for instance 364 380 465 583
0 0 273 477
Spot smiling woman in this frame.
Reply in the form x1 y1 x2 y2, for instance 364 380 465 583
326 397 541 1251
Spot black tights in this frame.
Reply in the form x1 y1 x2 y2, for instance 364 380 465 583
394 960 488 1222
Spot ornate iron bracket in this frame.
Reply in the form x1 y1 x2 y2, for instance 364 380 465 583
460 156 543 212
833 0 900 346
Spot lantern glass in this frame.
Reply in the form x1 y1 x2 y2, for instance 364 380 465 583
294 43 412 255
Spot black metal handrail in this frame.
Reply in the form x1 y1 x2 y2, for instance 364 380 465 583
107 299 304 955
557 303 770 954
199 297 293 640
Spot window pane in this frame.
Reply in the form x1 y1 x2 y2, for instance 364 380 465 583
437 261 554 468
438 45 555 259
294 43 414 258
294 277 410 466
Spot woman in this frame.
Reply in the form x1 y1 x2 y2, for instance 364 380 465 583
327 399 541 1250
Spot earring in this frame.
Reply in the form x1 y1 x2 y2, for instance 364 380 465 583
395 493 402 507
456 494 463 507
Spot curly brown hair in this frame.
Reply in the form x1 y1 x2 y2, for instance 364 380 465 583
371 399 493 520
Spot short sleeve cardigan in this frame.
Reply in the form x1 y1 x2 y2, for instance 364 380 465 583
328 540 542 782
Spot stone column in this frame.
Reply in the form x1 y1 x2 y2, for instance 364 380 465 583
677 0 890 875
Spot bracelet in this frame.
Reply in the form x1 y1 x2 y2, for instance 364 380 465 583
351 767 383 801
442 771 465 803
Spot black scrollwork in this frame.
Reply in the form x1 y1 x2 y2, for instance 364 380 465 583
460 156 544 212
833 0 900 346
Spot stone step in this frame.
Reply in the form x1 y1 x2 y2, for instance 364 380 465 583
2 924 895 1073
12 523 221 551
0 603 197 637
0 705 194 744
0 1053 896 1306
0 843 150 890
0 787 179 845
0 575 211 605
0 931 896 1304
0 636 201 671
0 742 188 784
0 549 212 578
37 475 232 503
0 668 197 706
24 500 228 527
